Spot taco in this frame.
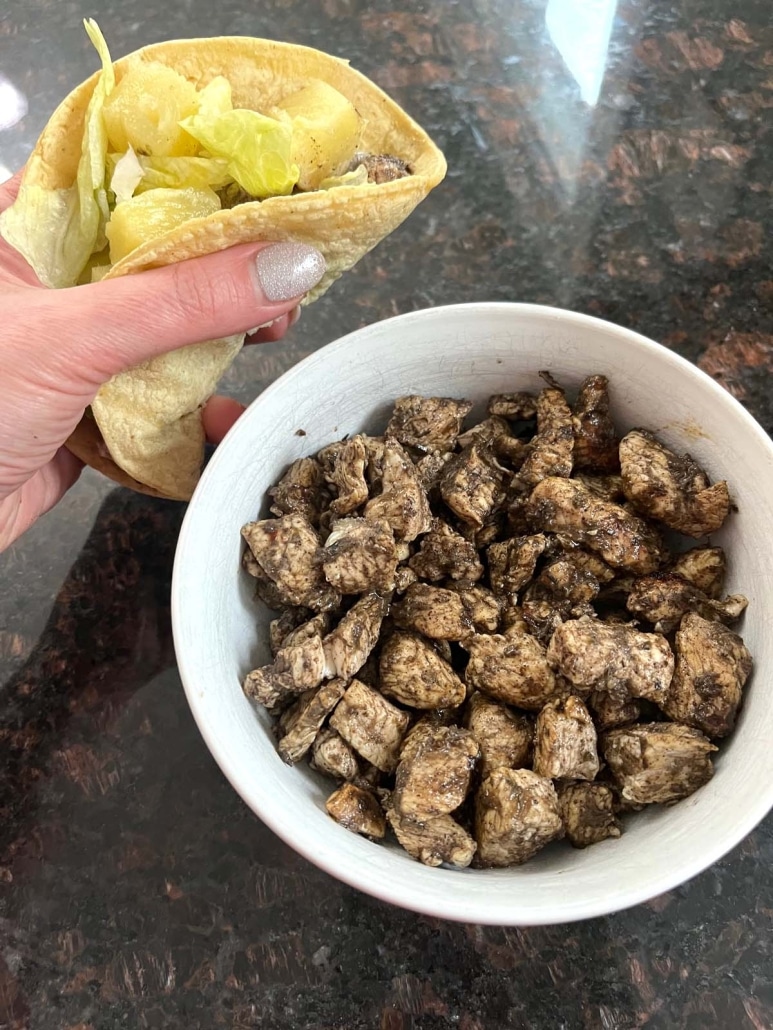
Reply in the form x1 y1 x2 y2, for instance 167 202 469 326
0 21 446 500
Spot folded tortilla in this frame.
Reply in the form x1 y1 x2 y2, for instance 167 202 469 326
3 35 446 500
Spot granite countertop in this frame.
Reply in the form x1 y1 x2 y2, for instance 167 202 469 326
2 1 773 1027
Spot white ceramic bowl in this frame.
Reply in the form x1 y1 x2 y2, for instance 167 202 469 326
172 302 773 925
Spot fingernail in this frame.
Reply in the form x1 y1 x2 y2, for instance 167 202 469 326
289 306 302 327
255 243 325 302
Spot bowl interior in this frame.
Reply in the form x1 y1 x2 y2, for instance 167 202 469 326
173 303 773 925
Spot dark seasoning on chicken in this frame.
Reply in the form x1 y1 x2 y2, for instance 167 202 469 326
239 374 752 869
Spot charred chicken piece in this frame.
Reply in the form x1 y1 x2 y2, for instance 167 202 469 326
385 803 477 868
379 631 466 709
574 473 626 502
516 381 574 489
322 593 387 682
464 692 533 775
487 392 538 421
278 679 346 764
409 518 484 582
386 395 472 453
329 679 411 772
451 582 502 634
440 443 506 528
663 613 752 738
310 727 360 782
475 768 564 866
458 417 528 468
534 557 600 606
487 534 547 597
602 723 717 805
521 599 565 648
547 617 674 706
557 782 621 849
626 573 748 634
619 429 731 537
392 583 473 641
326 783 386 838
321 516 397 594
365 440 432 542
571 375 619 472
465 633 558 710
269 608 312 656
670 546 726 599
416 451 455 494
526 477 662 574
244 633 326 709
242 514 339 611
588 690 641 732
393 724 479 820
533 696 599 781
327 435 369 516
353 152 412 184
268 457 329 525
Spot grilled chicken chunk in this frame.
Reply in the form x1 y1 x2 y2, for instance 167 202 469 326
392 583 473 640
355 152 412 184
409 519 484 582
458 416 528 467
386 395 472 453
379 631 466 709
440 444 506 528
603 723 717 804
574 473 625 502
466 632 558 710
365 440 432 542
244 633 326 709
326 435 369 516
464 692 533 775
475 768 564 866
487 534 546 597
269 608 312 656
394 566 418 593
516 382 574 489
310 727 360 782
326 783 386 838
242 514 340 610
526 477 662 574
626 573 748 634
619 429 731 537
487 392 538 421
322 593 387 682
416 451 455 493
393 723 479 820
451 582 502 634
588 690 641 732
278 679 346 764
534 557 600 606
321 516 397 594
520 599 565 647
571 375 619 472
663 613 752 738
557 782 621 848
547 617 674 705
329 679 411 772
385 803 477 868
670 546 726 598
268 457 329 525
533 696 599 781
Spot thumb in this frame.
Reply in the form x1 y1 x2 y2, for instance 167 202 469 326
35 241 325 383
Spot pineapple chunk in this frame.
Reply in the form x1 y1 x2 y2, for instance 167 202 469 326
103 62 201 158
106 187 220 264
276 80 361 191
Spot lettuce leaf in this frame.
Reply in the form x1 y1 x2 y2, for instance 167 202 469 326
109 146 145 205
137 155 233 192
318 165 370 190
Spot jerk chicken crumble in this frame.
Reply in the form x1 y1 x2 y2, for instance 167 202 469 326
239 374 752 869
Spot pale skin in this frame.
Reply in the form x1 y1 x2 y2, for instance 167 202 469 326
0 171 304 552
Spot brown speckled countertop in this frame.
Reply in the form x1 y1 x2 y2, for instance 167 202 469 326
2 1 773 1027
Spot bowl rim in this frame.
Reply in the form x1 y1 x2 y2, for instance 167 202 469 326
172 301 773 925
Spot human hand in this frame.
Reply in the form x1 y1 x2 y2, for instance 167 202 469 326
0 170 325 552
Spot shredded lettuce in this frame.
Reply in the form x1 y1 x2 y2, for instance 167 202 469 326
137 155 233 192
78 20 115 260
109 146 144 204
318 165 370 190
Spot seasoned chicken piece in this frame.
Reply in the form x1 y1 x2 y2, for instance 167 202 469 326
526 477 662 574
394 566 418 594
626 573 748 634
416 451 454 493
379 631 466 709
322 593 387 682
362 435 386 489
393 724 479 820
392 583 473 641
533 696 599 781
670 546 726 598
242 549 293 610
268 457 329 525
588 690 641 731
603 723 717 804
571 375 619 472
516 383 574 488
385 804 477 868
278 679 346 764
326 783 386 838
475 768 563 866
409 519 483 582
501 604 528 635
452 582 502 633
354 152 412 184
365 440 432 542
534 557 600 605
321 516 397 594
663 613 752 738
547 618 674 706
242 514 339 610
329 679 410 772
521 599 564 647
464 692 533 775
487 534 546 596
386 395 472 452
458 417 528 468
574 473 625 502
244 633 326 708
487 392 537 421
619 429 731 537
269 608 311 656
283 612 331 647
310 727 360 781
557 782 621 848
440 444 506 528
466 633 558 710
327 435 369 517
